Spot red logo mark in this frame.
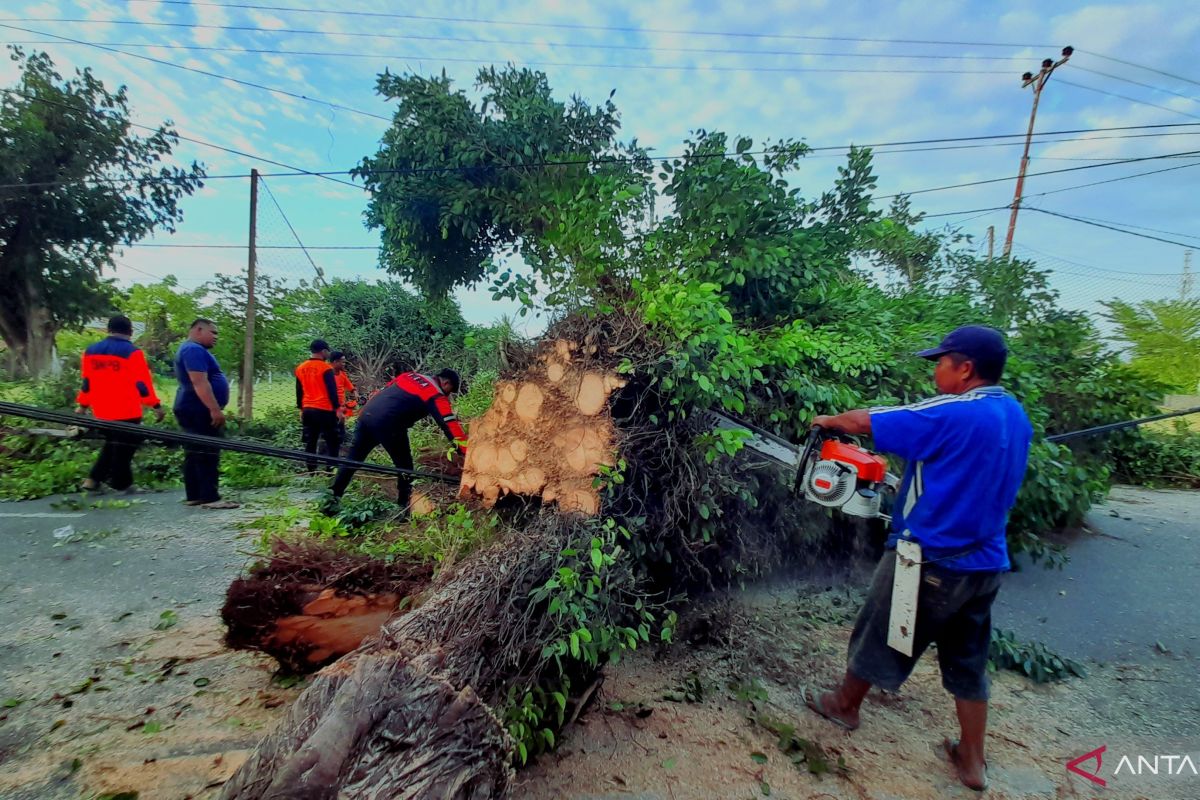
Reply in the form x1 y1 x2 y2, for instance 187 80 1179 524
1067 745 1107 787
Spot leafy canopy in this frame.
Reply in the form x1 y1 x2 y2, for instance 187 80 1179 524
354 66 650 303
0 47 204 375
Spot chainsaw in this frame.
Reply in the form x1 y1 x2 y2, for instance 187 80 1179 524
708 413 898 520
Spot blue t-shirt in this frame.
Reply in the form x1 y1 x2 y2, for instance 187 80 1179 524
869 386 1032 572
173 340 229 413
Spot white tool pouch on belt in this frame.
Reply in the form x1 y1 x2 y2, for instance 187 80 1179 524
887 538 922 656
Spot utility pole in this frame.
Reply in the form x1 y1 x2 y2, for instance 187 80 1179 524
1002 46 1074 259
1183 249 1194 300
242 169 259 419
986 225 995 260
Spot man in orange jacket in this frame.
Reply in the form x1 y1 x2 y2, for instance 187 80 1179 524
76 315 165 493
328 368 466 513
329 350 357 445
295 339 344 471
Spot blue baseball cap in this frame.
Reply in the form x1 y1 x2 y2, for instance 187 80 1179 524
916 325 1008 370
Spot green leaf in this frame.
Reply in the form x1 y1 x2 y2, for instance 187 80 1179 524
662 757 677 770
142 721 162 735
153 610 178 631
569 632 580 659
750 751 769 764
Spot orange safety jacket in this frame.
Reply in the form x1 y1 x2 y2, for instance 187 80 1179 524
335 371 357 418
294 357 339 412
382 371 468 453
76 336 161 421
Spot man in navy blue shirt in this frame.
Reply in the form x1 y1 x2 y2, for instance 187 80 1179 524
806 325 1032 792
173 318 237 509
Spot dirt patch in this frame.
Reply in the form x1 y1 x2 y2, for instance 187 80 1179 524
222 538 433 673
517 575 1190 800
461 339 625 515
0 617 298 800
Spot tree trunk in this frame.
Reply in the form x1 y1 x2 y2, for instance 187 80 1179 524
219 530 566 799
0 312 59 379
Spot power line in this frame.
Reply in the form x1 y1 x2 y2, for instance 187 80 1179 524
902 159 1195 219
1 119 1197 192
1079 49 1200 91
106 3 1200 107
1073 65 1200 105
1037 212 1200 243
2 18 1031 62
878 148 1200 199
124 1 1054 48
0 23 391 122
2 122 1190 190
1 39 1013 75
1027 207 1197 248
1014 242 1191 276
1024 159 1200 198
0 87 360 189
257 176 328 283
1057 78 1200 121
131 243 375 250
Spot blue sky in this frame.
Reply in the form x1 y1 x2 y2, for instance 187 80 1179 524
2 0 1198 331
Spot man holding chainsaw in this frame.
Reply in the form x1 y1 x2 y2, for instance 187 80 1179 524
806 325 1032 792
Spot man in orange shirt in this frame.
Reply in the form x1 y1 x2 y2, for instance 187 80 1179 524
295 339 344 472
329 350 357 443
76 315 165 493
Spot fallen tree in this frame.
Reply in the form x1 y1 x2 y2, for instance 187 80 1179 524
219 64 1171 799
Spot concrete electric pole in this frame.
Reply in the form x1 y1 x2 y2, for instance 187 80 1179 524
1002 46 1073 259
242 168 259 419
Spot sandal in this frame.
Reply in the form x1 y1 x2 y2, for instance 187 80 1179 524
803 686 859 731
201 499 241 509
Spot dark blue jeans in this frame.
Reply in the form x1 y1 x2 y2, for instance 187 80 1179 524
174 408 223 503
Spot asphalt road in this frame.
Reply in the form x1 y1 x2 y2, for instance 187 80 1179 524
995 485 1200 687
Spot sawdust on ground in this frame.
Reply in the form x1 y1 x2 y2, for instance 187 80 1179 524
516 576 1189 800
0 616 304 800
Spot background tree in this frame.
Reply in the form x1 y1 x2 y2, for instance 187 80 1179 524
0 47 204 376
316 279 471 389
201 270 318 389
1103 297 1200 393
123 275 203 373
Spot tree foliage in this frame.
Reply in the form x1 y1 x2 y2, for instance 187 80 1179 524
0 47 204 376
315 279 471 389
123 275 204 372
354 66 651 302
1102 297 1200 393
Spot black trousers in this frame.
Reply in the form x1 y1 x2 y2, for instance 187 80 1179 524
330 417 412 506
88 417 142 491
174 408 223 504
301 408 341 471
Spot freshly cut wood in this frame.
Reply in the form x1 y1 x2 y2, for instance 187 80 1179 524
222 542 432 674
460 339 624 515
